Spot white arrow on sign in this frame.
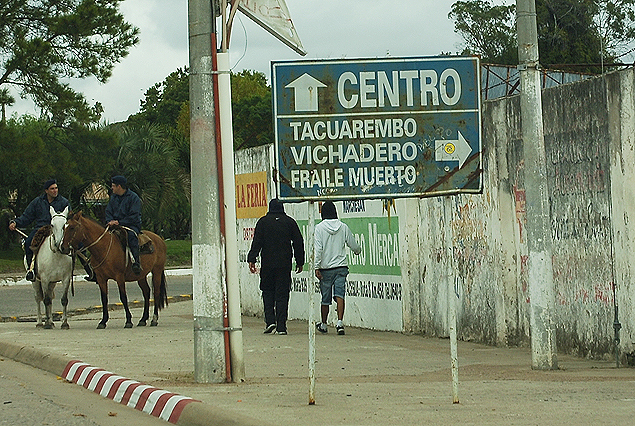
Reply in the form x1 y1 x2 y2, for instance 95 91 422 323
435 131 472 169
285 73 327 111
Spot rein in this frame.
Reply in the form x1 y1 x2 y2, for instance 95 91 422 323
89 235 114 271
71 222 114 271
76 225 111 254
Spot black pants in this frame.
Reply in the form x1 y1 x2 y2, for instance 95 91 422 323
259 266 292 333
24 228 37 268
126 229 140 263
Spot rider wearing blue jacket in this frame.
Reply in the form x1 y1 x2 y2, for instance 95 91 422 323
9 179 69 281
105 175 142 274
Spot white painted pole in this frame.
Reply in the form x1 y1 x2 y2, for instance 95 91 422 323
189 0 226 383
308 201 316 405
217 51 245 382
517 0 558 370
449 276 459 404
444 197 459 403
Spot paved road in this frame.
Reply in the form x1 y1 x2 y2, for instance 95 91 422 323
0 356 168 426
0 274 192 319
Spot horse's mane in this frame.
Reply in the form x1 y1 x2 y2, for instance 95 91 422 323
72 211 105 229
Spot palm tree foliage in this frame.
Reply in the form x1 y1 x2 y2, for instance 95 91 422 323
111 123 190 238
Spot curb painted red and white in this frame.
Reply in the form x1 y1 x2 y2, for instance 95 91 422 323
63 360 198 424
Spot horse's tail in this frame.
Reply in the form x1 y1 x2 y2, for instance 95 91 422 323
156 271 169 310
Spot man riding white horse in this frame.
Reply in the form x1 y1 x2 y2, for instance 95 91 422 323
9 179 69 281
105 175 142 275
9 178 95 282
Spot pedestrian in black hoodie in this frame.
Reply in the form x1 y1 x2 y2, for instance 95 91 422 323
247 198 305 335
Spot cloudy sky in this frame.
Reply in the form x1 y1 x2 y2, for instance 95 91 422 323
12 0 500 123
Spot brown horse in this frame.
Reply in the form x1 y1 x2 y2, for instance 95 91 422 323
60 211 168 329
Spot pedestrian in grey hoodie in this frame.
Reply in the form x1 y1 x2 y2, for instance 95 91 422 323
314 201 361 335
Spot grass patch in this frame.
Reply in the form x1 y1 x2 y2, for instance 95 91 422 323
165 239 192 268
0 239 192 274
0 245 26 274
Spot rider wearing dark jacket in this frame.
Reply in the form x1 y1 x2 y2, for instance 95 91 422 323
9 179 69 281
105 175 142 274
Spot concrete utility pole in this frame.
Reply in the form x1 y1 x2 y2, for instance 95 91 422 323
188 0 227 383
517 0 558 370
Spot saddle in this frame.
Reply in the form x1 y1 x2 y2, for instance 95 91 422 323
30 225 52 253
110 227 154 254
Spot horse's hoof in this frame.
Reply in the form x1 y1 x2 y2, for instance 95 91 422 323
44 323 54 330
137 320 147 327
124 322 133 328
97 323 107 329
150 320 158 327
35 323 44 328
61 322 69 330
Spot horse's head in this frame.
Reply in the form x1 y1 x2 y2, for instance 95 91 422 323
50 206 69 252
60 210 84 255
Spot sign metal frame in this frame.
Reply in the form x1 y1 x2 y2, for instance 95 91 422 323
272 56 482 201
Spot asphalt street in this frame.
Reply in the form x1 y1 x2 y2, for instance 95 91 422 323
0 272 193 320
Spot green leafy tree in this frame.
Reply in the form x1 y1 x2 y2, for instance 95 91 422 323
0 116 117 221
230 70 273 150
594 0 635 61
0 88 15 123
111 123 190 238
0 0 139 125
450 0 635 72
536 0 608 70
132 67 274 152
134 68 190 127
449 0 518 64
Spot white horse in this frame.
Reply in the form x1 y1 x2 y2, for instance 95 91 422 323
31 206 74 329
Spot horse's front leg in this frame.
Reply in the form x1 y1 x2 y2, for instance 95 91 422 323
32 281 45 328
117 280 133 328
97 283 109 329
43 288 55 329
60 281 70 330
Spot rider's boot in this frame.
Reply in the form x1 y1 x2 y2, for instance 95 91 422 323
131 247 141 275
25 254 35 282
78 254 96 282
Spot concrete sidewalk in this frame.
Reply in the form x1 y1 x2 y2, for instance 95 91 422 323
0 299 634 426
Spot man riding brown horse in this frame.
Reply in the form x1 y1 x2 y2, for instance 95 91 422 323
105 175 142 275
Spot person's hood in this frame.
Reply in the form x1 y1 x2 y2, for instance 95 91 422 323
321 219 342 234
268 198 284 214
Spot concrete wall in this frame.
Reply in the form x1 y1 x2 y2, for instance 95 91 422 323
401 68 635 360
234 67 635 360
236 145 405 330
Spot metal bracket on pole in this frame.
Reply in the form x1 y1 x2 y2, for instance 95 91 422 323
517 63 541 71
190 70 231 75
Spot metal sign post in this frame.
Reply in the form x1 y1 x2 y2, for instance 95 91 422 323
273 55 482 405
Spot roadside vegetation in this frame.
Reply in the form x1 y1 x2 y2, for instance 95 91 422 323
0 239 191 275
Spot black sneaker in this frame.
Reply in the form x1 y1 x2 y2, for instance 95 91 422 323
316 322 327 334
25 270 35 282
263 324 276 334
277 330 287 335
337 325 345 335
132 262 141 274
